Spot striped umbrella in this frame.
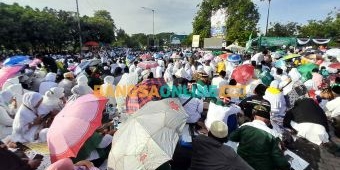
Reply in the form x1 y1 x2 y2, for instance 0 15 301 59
140 54 153 61
137 61 159 69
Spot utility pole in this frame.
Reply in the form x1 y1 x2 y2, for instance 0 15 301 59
142 7 155 47
265 0 271 36
76 0 82 55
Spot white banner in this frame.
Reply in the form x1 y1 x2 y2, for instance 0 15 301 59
297 38 310 45
192 35 200 47
312 39 331 44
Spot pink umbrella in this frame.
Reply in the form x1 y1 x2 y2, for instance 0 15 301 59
29 58 42 67
231 64 255 85
137 61 159 69
140 54 153 61
329 63 340 69
0 66 22 88
47 94 108 163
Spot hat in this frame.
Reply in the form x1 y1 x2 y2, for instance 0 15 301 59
63 72 74 79
210 121 228 138
253 105 270 120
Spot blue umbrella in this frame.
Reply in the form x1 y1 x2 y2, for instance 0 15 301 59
227 54 241 62
3 55 30 66
154 53 164 59
127 55 136 61
274 59 286 68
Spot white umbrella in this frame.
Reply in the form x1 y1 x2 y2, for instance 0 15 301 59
107 98 188 170
326 48 340 57
226 44 245 52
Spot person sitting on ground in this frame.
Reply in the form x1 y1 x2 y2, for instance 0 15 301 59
58 72 75 98
229 105 290 170
211 70 228 96
0 90 17 139
39 72 58 95
76 75 94 94
36 54 58 73
0 140 41 170
190 121 254 170
283 93 329 145
239 84 270 122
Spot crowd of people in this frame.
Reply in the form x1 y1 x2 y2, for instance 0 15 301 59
0 46 340 170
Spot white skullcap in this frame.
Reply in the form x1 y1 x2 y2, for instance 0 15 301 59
210 121 228 138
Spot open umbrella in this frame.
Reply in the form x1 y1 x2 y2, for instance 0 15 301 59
47 94 108 163
108 98 188 170
326 48 340 57
171 53 181 59
3 55 30 66
227 54 241 62
283 54 301 60
203 53 214 61
275 59 286 69
84 41 99 47
126 78 166 114
297 63 318 82
329 63 340 70
29 58 42 67
231 64 255 85
226 44 245 52
140 54 153 61
218 53 229 60
137 61 158 69
0 66 23 88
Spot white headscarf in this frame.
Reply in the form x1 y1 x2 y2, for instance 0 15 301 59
45 72 57 82
77 75 88 84
67 85 92 103
2 77 19 90
288 68 302 83
104 76 115 84
45 87 65 99
22 92 43 111
0 90 13 105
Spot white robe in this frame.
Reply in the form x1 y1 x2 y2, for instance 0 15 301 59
100 76 116 106
205 102 241 130
11 92 48 143
0 104 14 139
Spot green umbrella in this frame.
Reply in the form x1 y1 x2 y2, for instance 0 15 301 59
297 63 318 82
283 54 301 60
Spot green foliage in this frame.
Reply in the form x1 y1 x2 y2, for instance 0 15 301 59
267 22 301 37
0 3 116 53
192 0 259 46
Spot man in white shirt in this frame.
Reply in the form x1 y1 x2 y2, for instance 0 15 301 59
251 50 268 65
326 86 340 118
110 60 119 74
129 61 138 73
211 71 228 96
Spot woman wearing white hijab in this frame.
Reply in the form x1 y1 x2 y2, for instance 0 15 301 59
38 87 65 116
76 75 93 94
67 85 92 104
100 76 116 105
5 84 28 112
184 63 193 81
164 64 174 83
39 72 58 95
58 72 75 98
2 77 19 91
11 92 48 143
0 90 16 139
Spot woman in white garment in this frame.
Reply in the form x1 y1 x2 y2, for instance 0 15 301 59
2 77 19 91
0 90 16 139
100 76 116 105
263 80 287 127
76 75 93 94
3 84 26 115
67 85 93 104
11 92 49 143
39 72 58 95
184 63 193 81
164 64 174 83
38 87 65 116
58 72 75 98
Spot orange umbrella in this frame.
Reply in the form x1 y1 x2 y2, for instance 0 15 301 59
47 94 108 163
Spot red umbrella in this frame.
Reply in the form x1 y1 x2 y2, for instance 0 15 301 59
84 41 99 46
0 66 22 88
219 53 230 60
137 61 158 69
231 64 255 85
329 63 340 69
47 94 108 163
140 54 153 61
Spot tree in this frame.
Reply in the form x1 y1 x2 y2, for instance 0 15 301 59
192 0 259 46
226 0 259 46
267 22 301 37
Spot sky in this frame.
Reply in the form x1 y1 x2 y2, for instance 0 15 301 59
2 0 339 35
